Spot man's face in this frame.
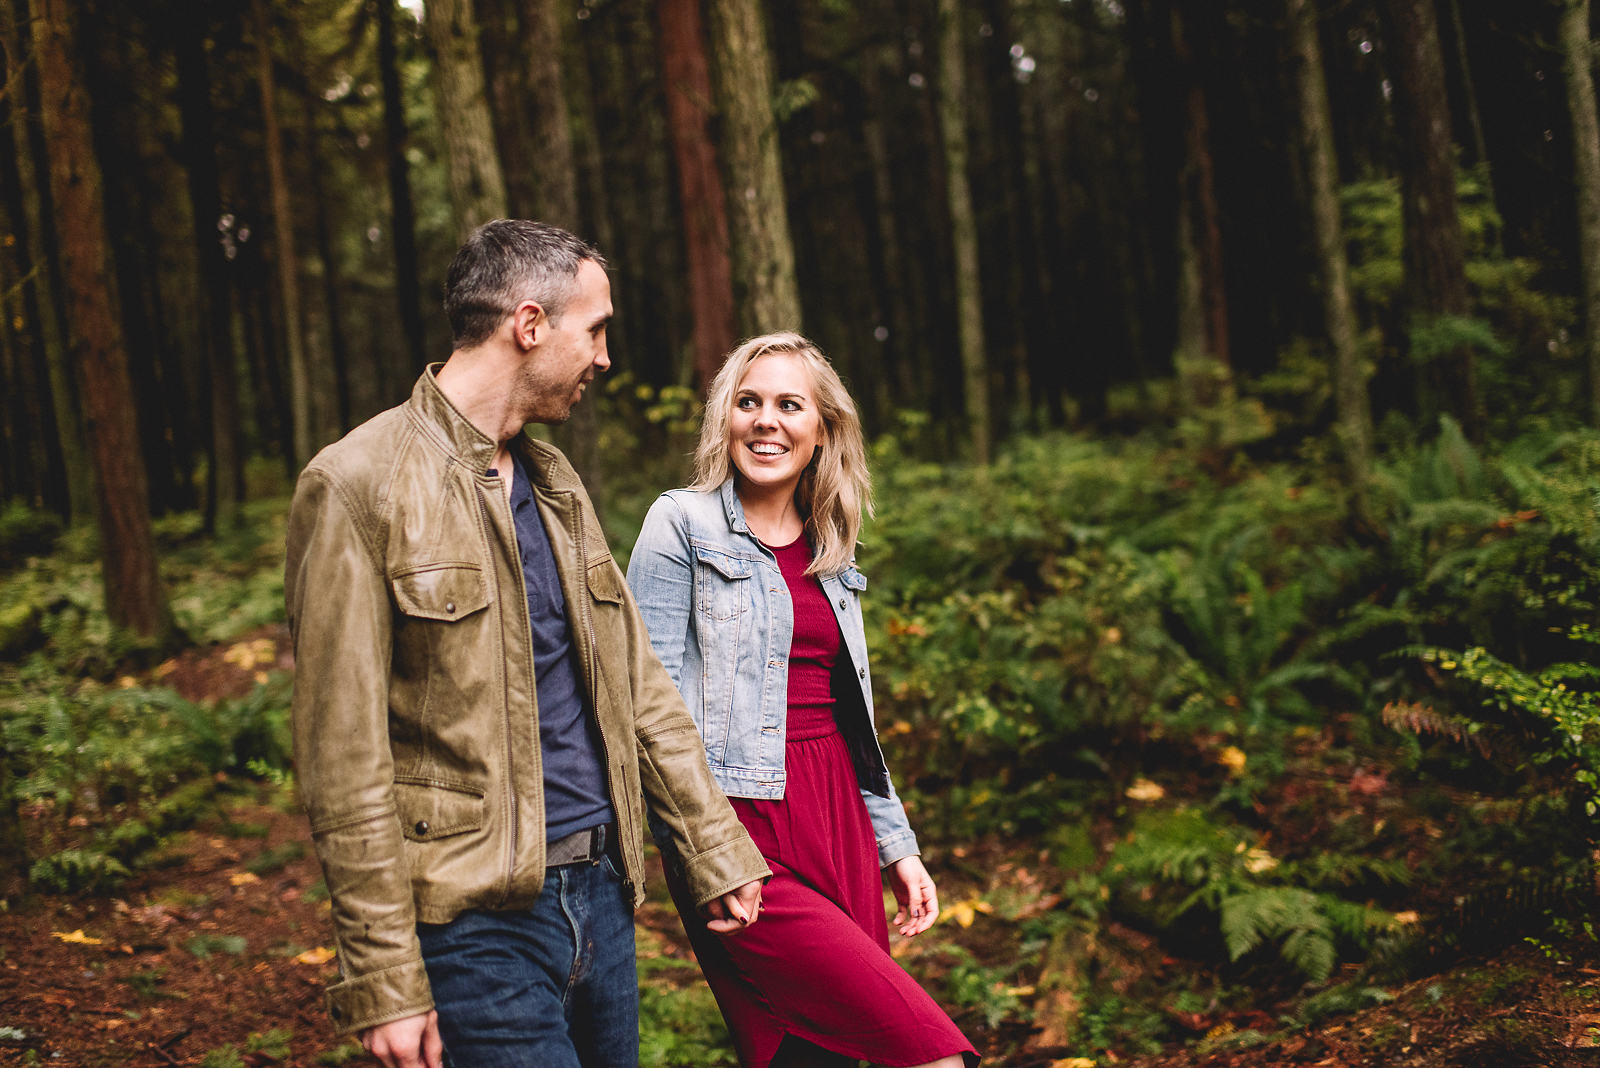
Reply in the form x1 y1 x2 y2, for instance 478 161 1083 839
517 259 613 424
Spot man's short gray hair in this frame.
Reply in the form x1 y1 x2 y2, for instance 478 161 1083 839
443 219 606 348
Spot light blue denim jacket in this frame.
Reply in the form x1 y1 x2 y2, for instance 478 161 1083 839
626 480 919 867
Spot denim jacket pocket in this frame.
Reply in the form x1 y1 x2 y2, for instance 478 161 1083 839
692 545 753 621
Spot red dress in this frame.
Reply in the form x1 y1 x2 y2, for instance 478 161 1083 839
665 536 978 1068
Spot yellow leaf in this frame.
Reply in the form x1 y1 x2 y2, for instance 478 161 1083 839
53 929 104 945
937 897 994 928
1242 847 1278 874
295 946 336 966
1124 778 1164 802
1051 1059 1098 1068
1392 910 1420 925
1217 746 1247 775
230 872 260 886
117 676 138 690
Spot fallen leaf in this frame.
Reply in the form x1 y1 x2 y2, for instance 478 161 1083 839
52 929 104 946
1125 779 1165 802
937 897 995 928
230 872 260 886
294 946 336 966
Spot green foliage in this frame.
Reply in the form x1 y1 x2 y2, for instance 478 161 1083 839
245 841 306 876
1107 808 1400 983
27 848 131 894
183 934 248 960
636 959 736 1068
315 1042 368 1066
0 502 63 572
1400 630 1600 816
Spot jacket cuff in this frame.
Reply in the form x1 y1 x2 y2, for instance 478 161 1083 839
325 958 434 1036
679 836 772 908
876 828 919 868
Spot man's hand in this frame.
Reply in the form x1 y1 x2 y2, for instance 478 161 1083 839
360 1010 444 1068
701 879 763 934
888 855 939 937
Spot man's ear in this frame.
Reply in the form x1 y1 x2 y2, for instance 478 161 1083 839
509 300 545 351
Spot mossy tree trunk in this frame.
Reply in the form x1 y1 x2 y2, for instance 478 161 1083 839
423 0 508 242
1560 0 1600 425
936 0 991 463
1291 0 1373 486
32 0 169 638
705 0 802 336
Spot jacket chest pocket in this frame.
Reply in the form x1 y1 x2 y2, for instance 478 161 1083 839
390 562 489 622
693 545 753 621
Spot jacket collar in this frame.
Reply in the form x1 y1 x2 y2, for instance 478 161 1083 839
718 479 752 535
407 364 501 475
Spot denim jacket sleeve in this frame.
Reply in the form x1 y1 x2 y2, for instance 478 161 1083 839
625 494 695 688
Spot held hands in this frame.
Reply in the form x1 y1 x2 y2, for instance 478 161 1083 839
888 855 940 937
702 878 764 934
360 1010 443 1068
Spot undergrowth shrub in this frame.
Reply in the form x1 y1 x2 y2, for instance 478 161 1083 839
1105 808 1403 983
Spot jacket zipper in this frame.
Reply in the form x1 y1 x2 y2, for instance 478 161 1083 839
480 475 525 900
571 502 629 887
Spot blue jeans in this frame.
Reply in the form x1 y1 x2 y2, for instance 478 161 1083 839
416 853 638 1068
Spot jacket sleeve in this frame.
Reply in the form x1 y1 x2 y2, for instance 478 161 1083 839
285 469 432 1035
862 780 920 867
623 498 770 906
624 495 695 687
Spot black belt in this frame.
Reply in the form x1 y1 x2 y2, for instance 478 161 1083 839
547 822 612 867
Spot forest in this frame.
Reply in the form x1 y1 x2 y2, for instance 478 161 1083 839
3 0 1600 1063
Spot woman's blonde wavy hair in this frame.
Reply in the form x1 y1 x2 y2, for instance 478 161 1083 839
689 332 872 576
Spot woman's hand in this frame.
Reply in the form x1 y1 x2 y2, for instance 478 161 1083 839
887 855 940 937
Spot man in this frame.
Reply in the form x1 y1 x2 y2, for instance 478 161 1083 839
285 219 768 1068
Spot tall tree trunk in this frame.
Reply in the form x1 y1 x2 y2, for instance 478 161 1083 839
32 0 168 638
1442 0 1494 211
520 0 580 228
1561 0 1600 425
936 0 991 462
1172 4 1230 404
516 0 598 517
376 0 428 374
1380 0 1478 438
705 0 802 335
657 0 736 391
254 0 314 468
1291 0 1373 485
174 0 244 526
423 0 508 241
0 0 73 516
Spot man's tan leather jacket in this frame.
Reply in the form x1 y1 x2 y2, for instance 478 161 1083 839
285 370 769 1035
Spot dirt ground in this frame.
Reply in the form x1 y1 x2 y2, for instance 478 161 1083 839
4 629 1600 1066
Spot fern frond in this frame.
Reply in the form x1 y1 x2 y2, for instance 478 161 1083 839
1380 700 1490 757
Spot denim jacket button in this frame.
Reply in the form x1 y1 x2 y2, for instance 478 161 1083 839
858 668 866 679
838 598 847 609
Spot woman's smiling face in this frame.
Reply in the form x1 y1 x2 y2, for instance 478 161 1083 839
728 352 823 501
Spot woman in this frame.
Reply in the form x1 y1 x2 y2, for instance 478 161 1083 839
627 333 977 1068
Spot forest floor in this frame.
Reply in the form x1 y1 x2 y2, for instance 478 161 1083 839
3 630 1599 1067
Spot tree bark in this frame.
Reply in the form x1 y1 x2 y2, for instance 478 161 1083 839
174 0 244 525
1291 0 1373 485
520 0 580 228
254 0 314 468
423 0 508 241
1379 0 1478 437
0 0 73 516
1560 0 1600 425
31 0 168 638
1172 4 1230 403
657 0 736 391
376 0 428 374
705 0 802 335
936 0 991 462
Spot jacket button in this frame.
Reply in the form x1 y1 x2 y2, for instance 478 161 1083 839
445 602 456 615
858 668 866 679
415 820 430 836
839 598 847 609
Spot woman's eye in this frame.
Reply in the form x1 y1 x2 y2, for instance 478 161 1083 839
780 400 800 411
737 396 757 409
